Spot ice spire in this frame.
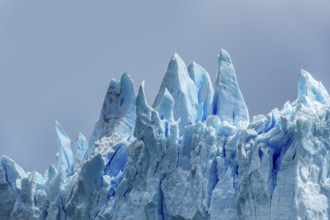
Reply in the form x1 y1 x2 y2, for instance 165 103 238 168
2 50 330 220
89 73 136 153
55 121 73 173
153 53 198 132
298 69 330 105
136 81 152 116
99 73 136 123
134 82 153 139
155 88 175 122
0 155 27 184
73 133 88 168
213 49 249 125
0 155 26 218
188 62 214 121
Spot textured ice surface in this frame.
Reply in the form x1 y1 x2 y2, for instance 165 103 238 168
153 53 199 133
1 50 330 220
213 49 249 125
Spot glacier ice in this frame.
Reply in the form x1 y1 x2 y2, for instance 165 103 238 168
213 49 249 126
55 121 74 173
188 61 214 121
298 69 330 105
73 133 88 168
153 53 199 132
1 50 330 220
89 73 136 154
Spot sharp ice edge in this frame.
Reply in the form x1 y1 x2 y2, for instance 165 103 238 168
298 69 330 105
153 53 199 133
188 61 214 121
55 121 74 173
1 50 330 220
213 49 249 126
88 73 136 156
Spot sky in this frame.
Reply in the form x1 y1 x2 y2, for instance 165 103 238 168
0 0 330 172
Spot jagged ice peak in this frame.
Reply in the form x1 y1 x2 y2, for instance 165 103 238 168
1 49 330 220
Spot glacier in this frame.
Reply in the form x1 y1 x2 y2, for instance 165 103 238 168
1 49 330 220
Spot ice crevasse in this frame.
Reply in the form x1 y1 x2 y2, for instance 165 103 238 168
1 49 330 220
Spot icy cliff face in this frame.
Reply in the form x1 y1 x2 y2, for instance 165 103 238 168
1 49 330 220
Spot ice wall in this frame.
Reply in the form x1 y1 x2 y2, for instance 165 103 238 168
1 51 330 220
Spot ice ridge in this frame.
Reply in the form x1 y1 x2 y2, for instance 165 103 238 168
1 50 330 220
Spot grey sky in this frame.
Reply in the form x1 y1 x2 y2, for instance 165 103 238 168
0 0 329 172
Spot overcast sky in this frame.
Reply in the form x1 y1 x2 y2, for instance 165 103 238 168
0 0 330 172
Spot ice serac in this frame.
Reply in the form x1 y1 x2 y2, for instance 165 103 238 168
55 121 73 173
2 52 330 220
9 172 42 219
298 69 330 105
64 154 105 219
0 155 27 220
153 53 198 132
213 49 249 125
188 62 214 121
89 73 136 155
155 88 175 122
73 133 88 167
134 82 151 138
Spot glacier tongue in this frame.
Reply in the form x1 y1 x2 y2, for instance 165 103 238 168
213 49 249 125
1 50 330 220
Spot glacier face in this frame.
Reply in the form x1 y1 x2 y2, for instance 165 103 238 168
1 49 330 220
